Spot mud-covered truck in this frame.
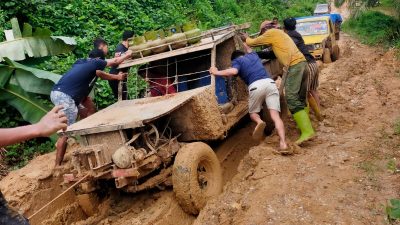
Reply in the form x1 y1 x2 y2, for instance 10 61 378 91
53 24 265 216
296 15 340 63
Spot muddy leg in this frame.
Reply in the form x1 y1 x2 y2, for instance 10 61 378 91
250 113 266 140
269 109 288 150
55 136 68 166
79 97 96 119
310 90 321 107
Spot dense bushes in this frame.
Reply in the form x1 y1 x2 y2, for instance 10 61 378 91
343 11 400 47
334 0 346 7
0 0 322 167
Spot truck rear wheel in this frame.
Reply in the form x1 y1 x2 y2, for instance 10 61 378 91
323 48 332 63
332 45 340 62
172 142 222 215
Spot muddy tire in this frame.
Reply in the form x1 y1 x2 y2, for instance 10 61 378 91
172 142 222 215
331 45 340 62
323 48 332 63
261 105 275 135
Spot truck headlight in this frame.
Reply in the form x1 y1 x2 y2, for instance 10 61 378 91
314 43 322 49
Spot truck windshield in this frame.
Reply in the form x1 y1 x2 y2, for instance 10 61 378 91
296 21 328 36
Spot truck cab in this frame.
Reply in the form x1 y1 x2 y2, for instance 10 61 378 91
296 15 340 63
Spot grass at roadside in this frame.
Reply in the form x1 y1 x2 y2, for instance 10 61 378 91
343 11 400 49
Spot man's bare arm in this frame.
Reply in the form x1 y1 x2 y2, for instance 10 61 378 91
209 67 238 76
106 50 133 67
0 106 68 147
96 70 127 80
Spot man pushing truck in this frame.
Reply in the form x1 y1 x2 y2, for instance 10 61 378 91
241 21 316 146
210 43 289 153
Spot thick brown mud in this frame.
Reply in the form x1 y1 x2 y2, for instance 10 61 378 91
1 31 400 225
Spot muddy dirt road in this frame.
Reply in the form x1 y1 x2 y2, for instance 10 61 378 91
0 34 399 224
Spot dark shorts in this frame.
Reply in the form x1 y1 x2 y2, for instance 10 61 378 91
305 61 319 91
0 191 29 225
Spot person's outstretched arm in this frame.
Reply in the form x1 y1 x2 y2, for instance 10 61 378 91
209 66 238 76
96 71 128 81
106 50 133 67
0 105 68 147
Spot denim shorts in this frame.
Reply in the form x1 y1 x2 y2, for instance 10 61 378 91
50 91 78 125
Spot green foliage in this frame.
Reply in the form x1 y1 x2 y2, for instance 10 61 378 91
4 139 54 168
386 158 397 173
127 67 148 99
343 11 400 47
94 79 115 109
0 104 54 168
0 57 62 131
0 0 322 109
335 0 346 7
394 118 400 135
0 10 9 42
386 199 400 221
0 18 76 62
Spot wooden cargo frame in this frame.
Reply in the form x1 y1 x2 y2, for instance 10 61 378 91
65 24 251 139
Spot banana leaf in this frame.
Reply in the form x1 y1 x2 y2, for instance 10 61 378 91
0 64 13 88
4 58 61 95
0 83 57 141
0 18 76 62
0 36 76 62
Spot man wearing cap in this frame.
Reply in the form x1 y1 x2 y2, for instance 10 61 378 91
50 38 132 166
241 22 315 145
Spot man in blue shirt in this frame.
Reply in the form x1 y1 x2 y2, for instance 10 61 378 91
51 38 132 165
210 45 288 152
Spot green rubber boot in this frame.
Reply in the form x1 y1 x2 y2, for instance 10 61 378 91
293 109 316 145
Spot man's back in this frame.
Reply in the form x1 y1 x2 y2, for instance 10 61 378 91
53 58 107 104
286 30 315 62
246 29 305 67
231 52 270 86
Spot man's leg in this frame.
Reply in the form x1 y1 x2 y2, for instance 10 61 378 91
269 109 287 150
249 113 266 140
55 136 68 166
248 81 267 141
108 80 119 100
50 91 78 166
285 62 315 145
78 97 96 119
310 90 321 107
264 85 288 151
308 61 322 120
285 62 307 113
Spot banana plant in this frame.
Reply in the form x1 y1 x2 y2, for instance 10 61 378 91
0 18 76 61
0 18 75 129
0 58 61 125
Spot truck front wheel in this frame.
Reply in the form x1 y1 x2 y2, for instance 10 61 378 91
172 142 222 215
331 45 340 62
323 48 332 63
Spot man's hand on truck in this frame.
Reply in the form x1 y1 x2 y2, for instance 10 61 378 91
117 71 128 81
